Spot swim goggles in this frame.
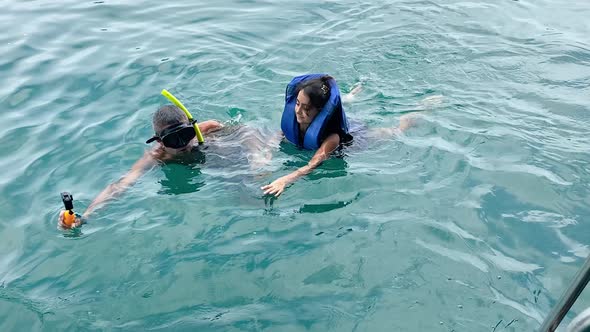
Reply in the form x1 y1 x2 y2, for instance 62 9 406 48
145 121 197 149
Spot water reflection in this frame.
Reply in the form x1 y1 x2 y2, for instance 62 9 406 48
157 147 207 195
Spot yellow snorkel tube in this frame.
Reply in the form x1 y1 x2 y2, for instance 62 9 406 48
161 89 205 143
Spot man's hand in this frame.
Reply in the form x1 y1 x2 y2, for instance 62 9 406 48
57 211 83 229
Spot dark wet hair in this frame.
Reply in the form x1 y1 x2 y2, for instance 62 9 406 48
152 105 188 134
297 75 333 111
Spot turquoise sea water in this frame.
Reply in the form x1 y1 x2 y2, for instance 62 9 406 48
1 0 589 330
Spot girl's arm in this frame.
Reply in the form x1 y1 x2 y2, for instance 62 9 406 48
261 133 340 197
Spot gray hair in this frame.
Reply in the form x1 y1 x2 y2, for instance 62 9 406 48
152 105 188 134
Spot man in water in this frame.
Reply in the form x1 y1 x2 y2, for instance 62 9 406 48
58 105 223 228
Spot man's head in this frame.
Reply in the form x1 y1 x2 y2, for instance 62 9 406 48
152 105 189 135
146 105 196 151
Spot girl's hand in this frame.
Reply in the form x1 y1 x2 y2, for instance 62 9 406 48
261 176 291 197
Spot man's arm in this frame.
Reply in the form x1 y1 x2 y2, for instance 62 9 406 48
82 151 158 218
198 120 223 135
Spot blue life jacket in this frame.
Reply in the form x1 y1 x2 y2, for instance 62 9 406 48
281 74 351 150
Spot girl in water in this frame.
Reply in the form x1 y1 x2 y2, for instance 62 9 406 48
261 74 418 197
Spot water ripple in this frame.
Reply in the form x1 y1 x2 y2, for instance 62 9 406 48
1 0 589 331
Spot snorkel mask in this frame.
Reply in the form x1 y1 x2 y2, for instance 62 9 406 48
146 89 205 149
145 121 197 149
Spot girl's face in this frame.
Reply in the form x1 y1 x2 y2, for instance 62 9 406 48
295 90 319 125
